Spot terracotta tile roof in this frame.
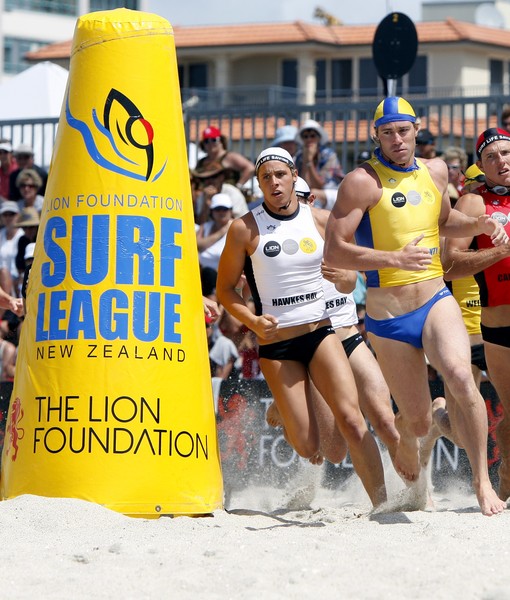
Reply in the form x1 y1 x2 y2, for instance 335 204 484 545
190 114 500 145
25 18 510 61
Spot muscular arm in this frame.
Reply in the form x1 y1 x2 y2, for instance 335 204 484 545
196 220 231 252
227 152 256 186
216 217 279 341
312 206 356 293
438 184 508 244
323 167 432 272
442 195 510 280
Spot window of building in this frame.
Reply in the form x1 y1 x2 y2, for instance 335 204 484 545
282 59 298 88
359 57 380 97
90 0 138 9
5 0 77 14
490 59 504 94
408 55 428 95
331 59 352 98
281 59 298 101
189 64 208 89
179 63 208 89
315 58 352 100
4 37 48 74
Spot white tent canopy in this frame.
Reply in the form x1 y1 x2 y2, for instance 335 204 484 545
0 61 68 120
0 61 68 167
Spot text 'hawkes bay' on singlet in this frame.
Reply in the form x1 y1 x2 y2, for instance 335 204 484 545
473 188 510 307
355 157 443 288
245 202 328 328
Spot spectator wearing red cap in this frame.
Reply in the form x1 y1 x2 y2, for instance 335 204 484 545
0 141 17 201
196 126 255 187
443 126 510 504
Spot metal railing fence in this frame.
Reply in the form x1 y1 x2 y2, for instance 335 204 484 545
1 94 507 174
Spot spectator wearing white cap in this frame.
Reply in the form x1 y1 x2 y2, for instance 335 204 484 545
0 141 17 201
9 143 48 201
294 119 344 192
197 193 234 274
0 201 23 296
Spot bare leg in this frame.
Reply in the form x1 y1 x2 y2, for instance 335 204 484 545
368 333 430 483
484 341 510 503
420 396 448 470
346 333 400 467
309 335 386 507
265 380 347 465
259 358 321 462
424 299 506 516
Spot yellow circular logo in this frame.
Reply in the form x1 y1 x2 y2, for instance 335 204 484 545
423 189 435 205
300 238 317 253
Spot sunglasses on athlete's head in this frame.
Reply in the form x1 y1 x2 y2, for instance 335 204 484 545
203 137 221 144
464 174 486 184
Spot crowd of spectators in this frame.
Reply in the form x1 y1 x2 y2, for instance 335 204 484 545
189 115 507 387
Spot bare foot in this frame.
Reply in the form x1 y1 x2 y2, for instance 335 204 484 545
266 402 282 428
420 397 446 469
308 452 324 466
475 481 507 516
394 414 420 482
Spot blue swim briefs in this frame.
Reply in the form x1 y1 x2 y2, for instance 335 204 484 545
364 287 452 349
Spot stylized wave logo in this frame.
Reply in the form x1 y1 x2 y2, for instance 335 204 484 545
66 88 167 182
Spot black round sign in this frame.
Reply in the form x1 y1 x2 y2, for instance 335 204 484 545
372 12 418 80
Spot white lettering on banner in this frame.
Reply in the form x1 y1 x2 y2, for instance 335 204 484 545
46 193 184 213
435 438 459 470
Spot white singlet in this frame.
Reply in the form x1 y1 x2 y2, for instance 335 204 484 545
323 278 358 329
246 202 327 328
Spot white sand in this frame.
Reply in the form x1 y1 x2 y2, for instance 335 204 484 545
1 463 510 600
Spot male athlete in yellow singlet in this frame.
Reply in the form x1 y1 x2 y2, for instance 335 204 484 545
324 97 508 516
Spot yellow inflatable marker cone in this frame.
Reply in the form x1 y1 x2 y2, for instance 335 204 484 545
0 9 223 516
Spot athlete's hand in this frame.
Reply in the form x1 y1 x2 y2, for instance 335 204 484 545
252 314 279 341
398 234 433 271
321 261 356 293
478 214 509 246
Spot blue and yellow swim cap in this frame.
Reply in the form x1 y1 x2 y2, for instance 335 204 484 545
373 97 416 128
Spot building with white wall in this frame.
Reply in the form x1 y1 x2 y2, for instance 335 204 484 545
0 0 146 79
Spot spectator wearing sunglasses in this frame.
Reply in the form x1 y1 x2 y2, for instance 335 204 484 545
196 126 255 187
15 169 44 213
294 119 344 193
9 143 47 201
441 145 468 203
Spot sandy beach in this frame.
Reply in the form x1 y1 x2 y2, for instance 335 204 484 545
1 463 510 600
